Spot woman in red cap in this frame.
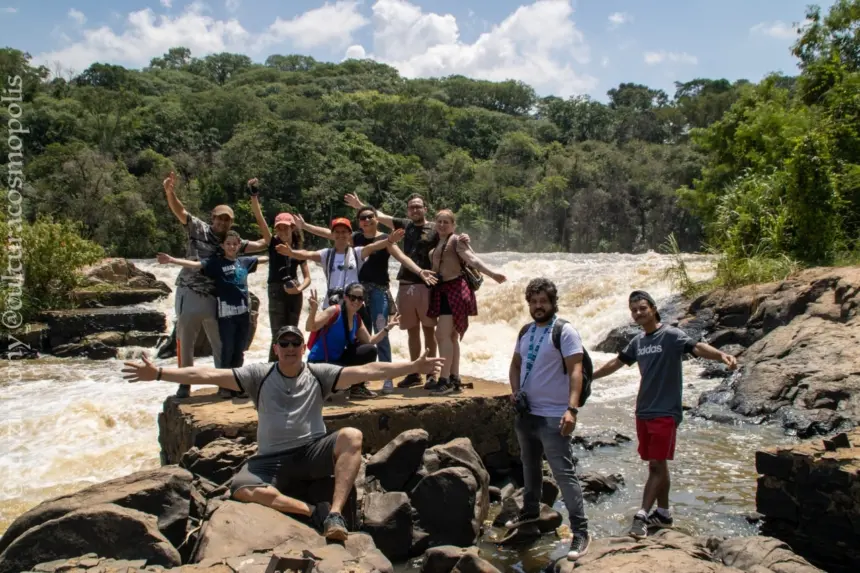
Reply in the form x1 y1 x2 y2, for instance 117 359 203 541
249 178 312 361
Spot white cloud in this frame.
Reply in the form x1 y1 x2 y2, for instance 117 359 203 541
160 0 172 8
643 50 697 65
345 44 367 59
259 1 368 50
226 0 241 13
1 6 18 13
751 21 796 40
348 0 596 96
608 11 630 29
68 9 87 26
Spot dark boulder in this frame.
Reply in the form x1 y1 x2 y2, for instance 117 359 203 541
366 429 429 492
360 492 413 562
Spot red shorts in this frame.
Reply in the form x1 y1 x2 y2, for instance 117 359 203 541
636 417 677 461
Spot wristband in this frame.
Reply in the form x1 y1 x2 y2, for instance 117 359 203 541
567 406 578 415
157 367 163 381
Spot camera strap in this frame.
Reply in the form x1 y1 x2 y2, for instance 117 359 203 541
521 316 556 391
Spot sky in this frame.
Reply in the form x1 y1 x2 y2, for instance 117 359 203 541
0 0 837 100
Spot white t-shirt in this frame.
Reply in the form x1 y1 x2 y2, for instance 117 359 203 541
514 321 584 418
317 247 364 308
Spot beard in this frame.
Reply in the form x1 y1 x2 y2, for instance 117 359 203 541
530 307 552 322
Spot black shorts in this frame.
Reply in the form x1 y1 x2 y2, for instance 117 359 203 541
230 431 340 495
439 293 452 316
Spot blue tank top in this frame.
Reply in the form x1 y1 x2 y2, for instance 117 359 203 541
307 306 360 362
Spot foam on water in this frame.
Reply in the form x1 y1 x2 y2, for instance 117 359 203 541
0 251 716 533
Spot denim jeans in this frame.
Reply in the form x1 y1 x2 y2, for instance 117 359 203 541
360 284 392 375
515 413 588 533
218 313 251 369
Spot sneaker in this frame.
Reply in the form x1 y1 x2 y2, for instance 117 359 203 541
382 380 394 395
430 378 454 395
567 530 591 561
175 385 190 399
450 375 464 394
629 514 649 539
349 384 377 400
504 508 540 529
323 511 349 542
217 388 233 399
309 502 331 532
647 509 674 528
423 375 440 390
397 373 423 389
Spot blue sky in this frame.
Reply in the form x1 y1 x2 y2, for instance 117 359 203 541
0 0 835 100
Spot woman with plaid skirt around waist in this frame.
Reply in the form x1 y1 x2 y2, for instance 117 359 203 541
427 209 507 395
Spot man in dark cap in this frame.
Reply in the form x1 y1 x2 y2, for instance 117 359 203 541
122 325 444 543
592 290 737 539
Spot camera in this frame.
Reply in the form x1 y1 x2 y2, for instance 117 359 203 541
327 288 345 306
514 391 530 416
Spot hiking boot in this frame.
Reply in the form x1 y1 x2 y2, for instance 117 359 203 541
309 502 331 532
382 380 394 395
629 514 649 539
217 388 233 399
423 375 440 390
323 511 349 541
397 373 422 388
648 509 674 528
504 508 540 529
430 378 454 395
350 384 377 400
175 385 190 399
567 530 591 561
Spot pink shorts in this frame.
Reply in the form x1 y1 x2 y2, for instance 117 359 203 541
397 283 437 330
636 417 677 461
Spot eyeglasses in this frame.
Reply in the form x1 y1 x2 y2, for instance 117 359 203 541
359 214 375 221
278 339 303 348
346 294 364 303
407 205 424 210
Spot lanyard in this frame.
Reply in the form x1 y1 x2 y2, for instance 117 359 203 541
521 317 555 390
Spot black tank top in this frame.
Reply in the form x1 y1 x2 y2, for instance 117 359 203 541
352 232 390 285
268 237 300 284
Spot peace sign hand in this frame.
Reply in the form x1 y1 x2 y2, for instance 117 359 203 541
308 289 320 310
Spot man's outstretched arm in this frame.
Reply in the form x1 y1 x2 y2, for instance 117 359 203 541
122 356 240 391
692 342 738 369
592 357 626 380
335 351 444 390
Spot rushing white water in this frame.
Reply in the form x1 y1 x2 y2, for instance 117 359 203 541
0 252 788 542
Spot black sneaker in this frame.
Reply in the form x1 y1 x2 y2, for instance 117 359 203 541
423 375 439 390
648 509 674 528
397 373 423 388
309 502 331 532
175 385 190 399
349 384 377 400
504 508 540 529
629 514 649 539
430 378 454 395
450 375 464 394
323 511 349 541
567 530 591 561
217 388 233 399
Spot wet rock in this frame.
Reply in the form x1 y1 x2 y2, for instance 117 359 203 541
179 438 257 486
71 288 168 307
488 486 502 503
572 432 632 450
366 429 430 492
492 477 560 529
411 467 481 550
418 438 491 526
594 324 640 354
0 504 181 573
714 536 823 573
0 466 192 554
450 552 502 573
755 428 860 573
158 293 259 359
579 472 624 503
360 492 413 562
420 546 479 573
125 331 166 348
41 307 167 349
0 323 47 356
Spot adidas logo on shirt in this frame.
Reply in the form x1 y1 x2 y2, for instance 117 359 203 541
638 344 663 356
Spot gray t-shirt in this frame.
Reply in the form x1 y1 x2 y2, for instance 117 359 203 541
232 362 343 455
176 215 248 296
619 325 697 424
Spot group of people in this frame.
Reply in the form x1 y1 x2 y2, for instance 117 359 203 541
127 173 738 562
156 173 507 400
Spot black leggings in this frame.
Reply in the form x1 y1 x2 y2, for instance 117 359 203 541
334 344 378 367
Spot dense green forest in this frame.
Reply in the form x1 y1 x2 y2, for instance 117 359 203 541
1 0 858 320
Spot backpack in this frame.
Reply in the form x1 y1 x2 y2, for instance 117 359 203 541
306 303 350 362
517 318 594 407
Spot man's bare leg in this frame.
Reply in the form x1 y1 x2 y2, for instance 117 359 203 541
407 326 422 361
331 427 363 515
641 460 669 513
233 486 312 516
422 325 437 357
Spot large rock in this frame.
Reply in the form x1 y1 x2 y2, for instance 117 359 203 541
579 471 625 502
193 500 324 562
80 258 171 294
450 553 502 573
421 546 480 573
179 438 257 486
713 536 824 573
755 428 859 573
360 492 413 562
366 429 429 492
0 323 47 356
0 504 181 573
411 467 481 550
40 307 166 349
72 288 168 307
0 466 192 553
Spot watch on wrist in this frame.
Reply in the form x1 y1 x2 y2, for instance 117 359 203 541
567 406 579 415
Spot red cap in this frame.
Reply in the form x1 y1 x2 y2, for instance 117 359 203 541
330 217 352 231
274 213 295 228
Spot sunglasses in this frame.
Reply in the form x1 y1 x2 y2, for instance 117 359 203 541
277 339 303 348
346 294 364 303
359 214 375 221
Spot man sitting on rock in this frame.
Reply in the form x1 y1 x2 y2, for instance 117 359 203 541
592 290 738 539
122 325 444 542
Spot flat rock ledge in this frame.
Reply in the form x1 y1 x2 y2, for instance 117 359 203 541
756 427 860 573
159 376 518 467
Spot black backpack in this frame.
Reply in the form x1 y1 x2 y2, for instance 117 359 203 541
517 318 594 407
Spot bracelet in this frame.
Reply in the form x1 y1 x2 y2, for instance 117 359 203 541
157 367 163 381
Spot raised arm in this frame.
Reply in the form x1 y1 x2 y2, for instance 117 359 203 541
275 242 322 263
344 193 396 229
335 350 444 390
294 214 333 241
122 355 240 391
305 290 336 332
358 314 400 346
157 253 202 270
387 241 437 286
163 171 189 225
592 356 626 380
249 182 272 246
456 241 506 284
